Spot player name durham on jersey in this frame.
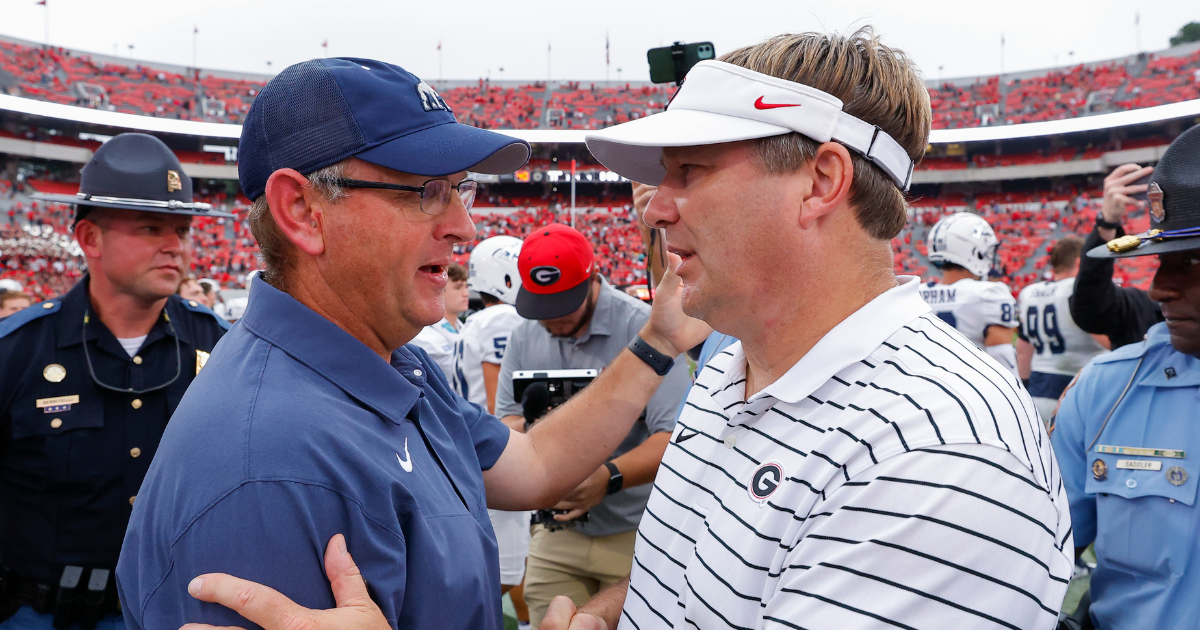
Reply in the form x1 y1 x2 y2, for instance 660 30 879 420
919 286 956 304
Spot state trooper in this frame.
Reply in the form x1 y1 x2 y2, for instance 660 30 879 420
1052 123 1200 630
0 133 232 630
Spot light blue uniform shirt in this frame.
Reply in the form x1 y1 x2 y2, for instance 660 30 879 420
1051 322 1200 629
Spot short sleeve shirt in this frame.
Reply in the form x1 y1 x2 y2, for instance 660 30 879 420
919 278 1016 348
116 277 512 630
1051 323 1200 629
409 318 460 380
494 279 691 537
621 277 1072 630
453 304 524 408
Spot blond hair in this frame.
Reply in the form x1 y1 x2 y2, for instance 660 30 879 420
720 27 931 240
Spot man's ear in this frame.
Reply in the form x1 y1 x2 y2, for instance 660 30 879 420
799 142 855 230
74 220 103 259
264 168 326 256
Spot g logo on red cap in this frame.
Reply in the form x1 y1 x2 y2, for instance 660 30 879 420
531 266 562 286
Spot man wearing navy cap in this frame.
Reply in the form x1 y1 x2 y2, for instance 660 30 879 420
115 58 706 630
0 132 232 630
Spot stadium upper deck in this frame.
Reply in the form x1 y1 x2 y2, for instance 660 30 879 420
2 32 1197 130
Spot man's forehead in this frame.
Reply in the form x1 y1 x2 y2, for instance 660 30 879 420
661 140 756 164
347 157 468 184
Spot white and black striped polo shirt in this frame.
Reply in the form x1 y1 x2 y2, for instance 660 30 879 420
619 277 1073 630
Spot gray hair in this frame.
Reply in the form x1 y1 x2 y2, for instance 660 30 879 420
248 160 349 291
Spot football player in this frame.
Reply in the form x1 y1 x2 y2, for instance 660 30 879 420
921 212 1019 376
454 235 525 416
454 234 531 614
409 262 469 379
1016 236 1110 423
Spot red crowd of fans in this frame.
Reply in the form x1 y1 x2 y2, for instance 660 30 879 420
2 184 1159 303
5 37 1196 130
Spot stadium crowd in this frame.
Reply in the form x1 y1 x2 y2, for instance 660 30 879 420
0 184 1162 305
3 35 1198 129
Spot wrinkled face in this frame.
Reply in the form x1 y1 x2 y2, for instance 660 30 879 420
80 209 193 302
0 297 32 317
178 279 206 303
1149 249 1200 357
538 280 597 337
641 142 799 324
444 279 470 317
319 160 475 340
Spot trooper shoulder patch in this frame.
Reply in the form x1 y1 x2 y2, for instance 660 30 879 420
178 297 231 331
0 299 62 339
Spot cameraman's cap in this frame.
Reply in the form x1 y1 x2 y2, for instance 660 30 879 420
238 58 531 201
584 60 916 191
32 132 234 219
516 224 594 320
1089 123 1200 259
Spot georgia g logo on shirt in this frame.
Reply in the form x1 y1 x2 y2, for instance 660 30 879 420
749 462 784 506
531 266 561 286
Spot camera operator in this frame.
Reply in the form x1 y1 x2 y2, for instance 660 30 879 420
494 224 690 629
1069 163 1164 348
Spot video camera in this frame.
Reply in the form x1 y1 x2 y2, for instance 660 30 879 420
515 369 599 530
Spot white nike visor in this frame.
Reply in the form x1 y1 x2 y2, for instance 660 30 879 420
585 60 916 191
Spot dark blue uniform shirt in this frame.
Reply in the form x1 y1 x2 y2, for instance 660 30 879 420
0 277 228 584
116 277 512 630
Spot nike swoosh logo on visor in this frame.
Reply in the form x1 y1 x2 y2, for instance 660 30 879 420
676 429 699 444
754 96 802 110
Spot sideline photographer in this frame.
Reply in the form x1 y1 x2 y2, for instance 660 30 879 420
494 224 690 628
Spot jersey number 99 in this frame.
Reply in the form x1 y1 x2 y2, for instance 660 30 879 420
1024 305 1065 355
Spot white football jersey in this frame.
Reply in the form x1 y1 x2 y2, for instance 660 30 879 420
919 278 1016 349
409 318 460 381
453 304 524 408
1017 277 1107 376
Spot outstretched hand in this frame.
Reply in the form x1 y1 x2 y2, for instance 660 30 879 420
539 596 609 630
179 534 389 630
642 252 713 357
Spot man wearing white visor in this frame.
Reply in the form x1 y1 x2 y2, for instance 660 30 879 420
170 28 1071 630
548 28 1072 630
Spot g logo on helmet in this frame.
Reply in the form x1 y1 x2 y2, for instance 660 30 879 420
749 462 784 506
531 266 562 287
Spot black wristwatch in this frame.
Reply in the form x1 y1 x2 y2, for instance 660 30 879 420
627 335 674 376
1096 212 1123 231
604 462 624 495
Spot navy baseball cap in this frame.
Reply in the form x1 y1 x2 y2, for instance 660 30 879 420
239 58 530 201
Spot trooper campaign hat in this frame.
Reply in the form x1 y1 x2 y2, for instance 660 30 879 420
1091 124 1200 259
33 132 234 219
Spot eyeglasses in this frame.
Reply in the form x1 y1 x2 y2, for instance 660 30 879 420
330 177 478 215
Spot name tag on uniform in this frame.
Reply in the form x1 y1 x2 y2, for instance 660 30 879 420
1116 459 1162 471
36 395 80 413
1097 445 1185 459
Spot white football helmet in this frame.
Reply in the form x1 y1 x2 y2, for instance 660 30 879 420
468 236 523 305
926 212 1000 278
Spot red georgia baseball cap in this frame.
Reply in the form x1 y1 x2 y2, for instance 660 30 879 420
516 223 595 320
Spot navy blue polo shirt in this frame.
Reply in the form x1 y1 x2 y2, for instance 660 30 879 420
116 277 511 630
